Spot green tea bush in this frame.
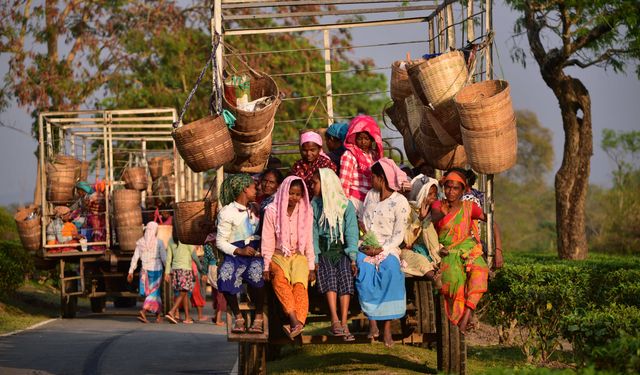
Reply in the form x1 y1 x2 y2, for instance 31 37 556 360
561 304 640 373
0 240 32 295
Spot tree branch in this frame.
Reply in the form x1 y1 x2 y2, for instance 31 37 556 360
564 48 631 69
568 9 620 55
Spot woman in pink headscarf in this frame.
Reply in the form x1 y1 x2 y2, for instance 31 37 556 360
339 115 384 218
290 131 336 191
127 221 167 323
261 176 316 339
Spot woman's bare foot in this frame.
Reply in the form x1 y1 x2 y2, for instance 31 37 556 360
367 319 380 339
458 308 473 334
383 321 394 348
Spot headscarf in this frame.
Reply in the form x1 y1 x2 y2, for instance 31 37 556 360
300 131 328 157
441 170 467 189
410 174 440 205
344 115 384 169
267 176 313 257
137 221 158 253
76 181 94 194
318 168 349 243
54 206 71 217
326 122 349 142
219 173 254 207
375 157 408 191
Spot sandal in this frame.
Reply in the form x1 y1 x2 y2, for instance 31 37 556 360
289 324 304 339
328 321 345 336
165 314 178 324
247 319 264 334
137 316 149 324
231 318 246 333
342 326 356 342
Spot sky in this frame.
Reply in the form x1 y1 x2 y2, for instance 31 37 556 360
0 1 639 206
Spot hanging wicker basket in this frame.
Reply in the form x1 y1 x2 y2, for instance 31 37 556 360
148 157 173 180
117 225 143 252
122 167 148 191
229 117 275 143
112 189 141 212
223 71 281 135
174 200 217 245
407 51 468 107
225 131 273 174
46 163 77 204
14 206 41 252
461 118 517 174
422 119 467 170
173 115 235 173
152 176 176 206
390 60 418 101
454 80 514 132
424 103 462 146
115 209 143 227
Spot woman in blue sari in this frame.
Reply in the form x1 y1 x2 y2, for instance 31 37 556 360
356 158 410 348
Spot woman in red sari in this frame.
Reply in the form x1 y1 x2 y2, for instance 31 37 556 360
430 169 503 333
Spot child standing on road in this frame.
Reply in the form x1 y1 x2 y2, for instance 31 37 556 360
165 231 202 324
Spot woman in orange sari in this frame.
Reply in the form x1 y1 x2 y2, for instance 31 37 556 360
430 169 503 333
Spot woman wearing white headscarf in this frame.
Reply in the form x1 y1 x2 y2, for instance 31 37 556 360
127 221 167 323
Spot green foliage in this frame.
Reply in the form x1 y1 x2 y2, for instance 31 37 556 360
0 206 19 241
503 110 554 184
0 240 32 295
485 366 618 375
601 129 640 187
561 305 640 373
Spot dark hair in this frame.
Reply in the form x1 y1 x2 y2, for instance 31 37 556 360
262 168 284 185
370 162 388 187
290 179 306 196
444 168 469 186
266 156 282 170
465 170 478 186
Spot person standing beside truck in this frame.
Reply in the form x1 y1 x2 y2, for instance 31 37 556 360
164 231 202 324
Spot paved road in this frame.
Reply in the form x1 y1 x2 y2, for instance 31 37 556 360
0 306 238 375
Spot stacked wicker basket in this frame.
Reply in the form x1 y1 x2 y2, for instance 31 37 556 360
387 50 517 174
112 189 143 251
46 155 87 205
145 156 175 207
14 205 41 253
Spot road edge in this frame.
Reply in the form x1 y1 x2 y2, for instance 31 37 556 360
0 318 58 337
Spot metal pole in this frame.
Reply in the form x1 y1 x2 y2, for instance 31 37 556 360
213 0 225 202
82 138 87 161
104 112 112 249
142 139 147 206
428 19 435 54
38 114 47 251
70 135 76 157
446 4 455 50
485 0 495 268
467 0 474 42
323 29 334 126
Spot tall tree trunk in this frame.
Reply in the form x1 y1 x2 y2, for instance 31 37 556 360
547 73 592 260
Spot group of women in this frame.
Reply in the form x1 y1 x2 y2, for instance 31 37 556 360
128 114 503 346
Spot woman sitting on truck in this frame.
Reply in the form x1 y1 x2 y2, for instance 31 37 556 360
310 168 359 341
357 158 410 348
261 176 316 339
339 115 383 219
290 131 336 192
216 173 265 334
430 169 504 333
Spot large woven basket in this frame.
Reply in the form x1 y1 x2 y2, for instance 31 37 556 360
54 155 82 180
148 157 173 180
122 167 148 191
407 51 468 107
173 115 235 173
403 132 426 168
46 163 77 204
117 225 143 252
113 189 141 213
229 117 275 143
223 71 281 134
384 100 410 137
454 80 514 132
152 176 176 206
461 118 517 174
390 60 417 101
14 206 41 252
422 121 467 170
115 208 143 227
174 200 217 245
225 132 272 174
424 102 462 146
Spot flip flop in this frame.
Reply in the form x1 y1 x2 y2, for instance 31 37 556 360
165 314 178 324
137 316 149 324
183 319 194 324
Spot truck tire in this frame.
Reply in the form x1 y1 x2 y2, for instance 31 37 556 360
90 297 106 313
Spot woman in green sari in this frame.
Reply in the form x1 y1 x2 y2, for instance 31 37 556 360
430 169 503 333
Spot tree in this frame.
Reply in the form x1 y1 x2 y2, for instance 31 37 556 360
505 0 640 260
601 128 640 187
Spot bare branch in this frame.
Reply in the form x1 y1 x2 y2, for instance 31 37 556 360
564 48 631 69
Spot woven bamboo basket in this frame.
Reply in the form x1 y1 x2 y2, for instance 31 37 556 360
461 117 517 174
54 155 82 180
152 176 176 206
225 132 272 174
14 206 41 252
79 161 90 181
407 51 468 107
122 167 148 191
173 115 235 173
117 225 143 252
384 100 410 137
390 60 417 101
112 189 141 212
422 120 467 170
115 210 143 227
403 133 426 168
46 163 77 204
454 80 514 132
174 200 216 245
424 103 462 146
404 95 425 136
148 157 173 180
223 71 281 134
229 117 275 143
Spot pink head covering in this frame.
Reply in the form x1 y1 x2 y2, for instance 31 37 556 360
137 221 158 253
344 115 384 161
267 176 313 257
375 157 409 191
300 131 328 158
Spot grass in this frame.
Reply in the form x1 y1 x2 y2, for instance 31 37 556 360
0 281 60 334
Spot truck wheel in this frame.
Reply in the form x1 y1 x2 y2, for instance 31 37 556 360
436 294 467 374
90 297 106 313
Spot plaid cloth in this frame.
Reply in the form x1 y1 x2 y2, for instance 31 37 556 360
317 254 355 296
290 155 336 192
339 151 374 202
